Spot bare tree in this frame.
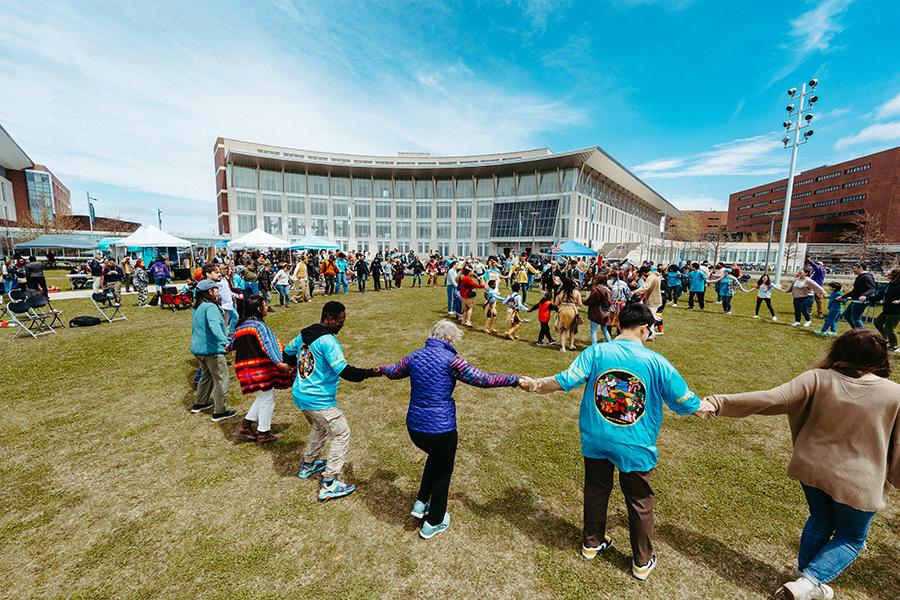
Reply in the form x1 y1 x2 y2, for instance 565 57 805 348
668 214 702 242
839 211 887 265
16 206 80 242
701 229 734 264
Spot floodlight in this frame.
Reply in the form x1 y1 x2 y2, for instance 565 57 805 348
808 95 818 104
805 113 813 122
804 130 814 138
788 88 797 96
786 104 795 112
808 79 818 88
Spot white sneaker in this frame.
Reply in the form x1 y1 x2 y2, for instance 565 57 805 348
631 554 657 581
781 576 834 600
751 315 759 319
671 303 678 307
772 316 778 321
803 321 811 327
791 322 801 327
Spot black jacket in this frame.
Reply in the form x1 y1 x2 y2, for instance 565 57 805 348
849 272 876 300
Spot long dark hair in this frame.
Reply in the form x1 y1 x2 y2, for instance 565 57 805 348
817 329 891 378
193 288 219 309
757 274 771 287
237 294 266 326
559 276 577 301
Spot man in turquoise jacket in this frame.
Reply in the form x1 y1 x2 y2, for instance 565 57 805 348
524 303 700 581
687 262 709 310
190 278 236 421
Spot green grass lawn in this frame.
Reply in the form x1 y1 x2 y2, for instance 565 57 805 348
1 285 897 599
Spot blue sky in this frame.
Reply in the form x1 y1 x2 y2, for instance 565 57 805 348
1 0 899 236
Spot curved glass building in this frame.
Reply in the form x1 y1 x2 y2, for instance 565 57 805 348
214 137 680 256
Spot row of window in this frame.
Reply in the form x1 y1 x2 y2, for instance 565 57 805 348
844 163 871 174
735 164 871 201
843 178 868 188
815 170 841 181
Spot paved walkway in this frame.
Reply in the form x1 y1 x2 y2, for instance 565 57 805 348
50 285 167 301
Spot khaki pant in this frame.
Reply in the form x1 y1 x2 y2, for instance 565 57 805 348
106 281 121 304
584 457 655 565
195 354 230 413
292 277 309 302
814 293 824 317
302 406 350 480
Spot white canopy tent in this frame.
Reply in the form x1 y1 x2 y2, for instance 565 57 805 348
111 225 192 248
227 228 290 250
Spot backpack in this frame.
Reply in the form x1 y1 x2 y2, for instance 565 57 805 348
70 315 102 327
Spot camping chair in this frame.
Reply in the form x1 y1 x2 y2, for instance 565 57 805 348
92 290 126 323
26 291 65 329
7 295 56 339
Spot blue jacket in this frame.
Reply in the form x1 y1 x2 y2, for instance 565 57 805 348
191 302 228 355
381 338 519 434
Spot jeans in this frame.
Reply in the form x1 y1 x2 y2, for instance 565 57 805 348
874 311 900 347
357 274 367 293
412 273 422 287
446 286 456 313
755 297 775 317
244 282 259 296
843 301 866 329
275 284 290 305
153 276 167 295
336 272 348 294
324 275 335 295
821 308 841 333
225 307 239 336
793 296 814 323
245 389 276 433
408 427 458 527
590 320 612 344
798 484 875 585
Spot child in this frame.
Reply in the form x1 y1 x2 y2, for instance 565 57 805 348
482 279 505 334
503 282 528 340
753 274 778 320
817 282 843 336
528 292 557 346
710 268 750 315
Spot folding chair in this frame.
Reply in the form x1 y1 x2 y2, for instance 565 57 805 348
26 292 65 329
7 298 56 338
92 290 127 323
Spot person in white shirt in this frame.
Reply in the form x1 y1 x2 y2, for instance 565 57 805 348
272 263 291 307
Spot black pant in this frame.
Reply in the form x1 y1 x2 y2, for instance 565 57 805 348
357 275 366 293
668 285 681 304
755 297 775 317
722 295 732 313
373 273 381 291
688 291 705 309
538 321 554 343
408 428 458 526
874 311 900 348
324 275 335 295
584 457 655 565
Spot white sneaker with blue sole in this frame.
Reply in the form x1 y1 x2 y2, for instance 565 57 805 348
411 500 429 519
419 512 450 539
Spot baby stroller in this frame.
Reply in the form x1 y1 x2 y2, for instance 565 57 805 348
92 289 126 323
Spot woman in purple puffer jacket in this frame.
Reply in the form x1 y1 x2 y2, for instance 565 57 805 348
380 320 520 539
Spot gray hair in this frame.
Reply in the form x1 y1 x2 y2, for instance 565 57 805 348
429 320 463 346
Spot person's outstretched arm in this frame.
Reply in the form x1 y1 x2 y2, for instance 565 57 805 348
696 370 816 420
529 348 593 394
379 356 411 380
450 357 519 388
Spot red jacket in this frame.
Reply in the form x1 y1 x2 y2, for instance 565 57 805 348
458 275 484 299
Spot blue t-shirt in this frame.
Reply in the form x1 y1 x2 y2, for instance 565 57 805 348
827 290 843 312
554 340 700 472
283 333 348 410
335 258 348 273
666 271 682 287
688 270 708 292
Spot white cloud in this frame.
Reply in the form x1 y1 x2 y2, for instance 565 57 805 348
789 0 852 55
667 194 728 211
834 121 900 149
875 91 900 120
0 3 586 235
633 134 785 179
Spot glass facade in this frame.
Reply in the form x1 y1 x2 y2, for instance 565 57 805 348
26 170 55 218
490 199 559 239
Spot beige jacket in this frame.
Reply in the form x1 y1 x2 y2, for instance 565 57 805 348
635 272 662 307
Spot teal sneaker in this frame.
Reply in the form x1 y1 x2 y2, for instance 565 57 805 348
419 512 451 539
411 500 429 519
318 479 356 501
297 459 327 479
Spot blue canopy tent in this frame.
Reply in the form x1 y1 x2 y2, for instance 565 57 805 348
548 240 597 257
289 235 340 251
15 234 98 252
96 237 130 252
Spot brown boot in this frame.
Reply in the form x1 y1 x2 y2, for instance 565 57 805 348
235 419 257 441
255 430 283 444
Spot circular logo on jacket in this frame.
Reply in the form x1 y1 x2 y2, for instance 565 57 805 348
593 370 646 426
297 346 315 379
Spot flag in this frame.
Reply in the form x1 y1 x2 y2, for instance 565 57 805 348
89 202 95 225
348 204 352 224
590 201 595 222
518 213 523 236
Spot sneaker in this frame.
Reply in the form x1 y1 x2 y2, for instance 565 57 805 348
671 303 678 307
410 500 430 519
725 311 732 316
781 576 834 600
791 322 801 327
297 459 327 479
772 316 778 321
814 330 826 335
318 478 356 501
893 347 900 353
827 331 838 336
803 321 811 327
581 535 613 559
211 409 238 422
631 554 657 581
419 512 451 539
536 341 546 347
255 430 282 444
190 402 214 413
751 315 759 319
234 419 257 440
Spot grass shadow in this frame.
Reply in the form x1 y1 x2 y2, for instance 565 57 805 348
354 467 420 532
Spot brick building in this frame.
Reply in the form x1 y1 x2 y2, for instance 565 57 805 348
687 209 728 232
728 146 900 243
0 124 72 225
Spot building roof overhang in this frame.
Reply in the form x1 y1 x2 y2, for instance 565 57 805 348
0 123 34 171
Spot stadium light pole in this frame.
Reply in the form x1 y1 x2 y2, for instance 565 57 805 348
773 79 818 285
157 208 163 231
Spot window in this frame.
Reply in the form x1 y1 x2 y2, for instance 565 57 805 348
376 201 392 219
561 169 577 192
308 175 328 195
496 176 515 197
475 177 493 198
844 163 870 174
435 179 453 198
287 197 304 215
489 199 560 238
539 170 559 194
455 178 473 199
771 185 787 193
374 179 392 198
815 171 841 181
263 194 281 213
737 204 751 211
753 190 768 197
436 201 452 219
354 200 370 218
792 191 812 199
477 201 492 219
843 179 868 188
352 177 372 198
436 223 451 239
517 174 537 196
815 185 840 195
237 214 257 233
397 222 411 239
396 201 412 220
456 200 471 219
394 179 413 199
476 222 491 239
284 172 306 194
261 216 281 235
355 221 370 239
416 203 431 219
235 191 256 211
310 198 328 216
456 220 471 239
415 179 433 199
841 193 865 203
333 219 348 238
751 201 768 207
331 177 350 197
333 199 348 219
259 170 282 192
311 218 328 237
232 166 257 189
376 222 392 239
417 223 432 239
796 178 813 186
738 194 752 200
813 199 838 207
288 217 305 237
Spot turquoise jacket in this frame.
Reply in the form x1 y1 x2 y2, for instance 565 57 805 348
191 302 229 355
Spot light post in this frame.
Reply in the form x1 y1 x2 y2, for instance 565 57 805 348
530 210 539 254
157 208 163 231
764 216 775 273
773 79 818 285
